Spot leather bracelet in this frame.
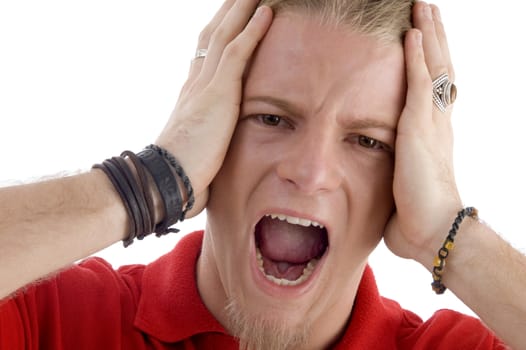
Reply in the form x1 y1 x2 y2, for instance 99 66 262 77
93 159 139 247
113 156 151 237
146 144 194 220
108 158 144 239
137 148 182 236
121 151 155 235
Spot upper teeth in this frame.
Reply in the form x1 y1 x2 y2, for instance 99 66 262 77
266 214 324 229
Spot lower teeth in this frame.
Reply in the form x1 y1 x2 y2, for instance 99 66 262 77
256 248 319 286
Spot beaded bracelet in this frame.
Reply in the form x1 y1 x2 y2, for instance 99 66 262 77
431 207 478 294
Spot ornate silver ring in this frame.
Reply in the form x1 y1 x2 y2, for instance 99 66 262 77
432 73 457 113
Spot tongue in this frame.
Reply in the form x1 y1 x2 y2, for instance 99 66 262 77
261 257 308 281
256 216 327 264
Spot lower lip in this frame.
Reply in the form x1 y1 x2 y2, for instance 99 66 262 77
249 236 327 298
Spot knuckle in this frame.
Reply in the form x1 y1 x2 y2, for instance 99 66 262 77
210 26 228 46
181 79 198 95
198 25 213 46
204 86 223 101
223 41 243 58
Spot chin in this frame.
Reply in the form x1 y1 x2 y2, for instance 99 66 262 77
224 295 312 350
218 211 334 349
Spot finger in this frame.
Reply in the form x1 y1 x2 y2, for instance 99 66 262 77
412 2 447 78
187 0 236 82
199 0 263 84
413 2 456 117
400 29 433 129
210 6 273 91
430 4 455 81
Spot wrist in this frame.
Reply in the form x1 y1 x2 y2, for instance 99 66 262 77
405 207 460 269
429 207 479 294
93 145 195 246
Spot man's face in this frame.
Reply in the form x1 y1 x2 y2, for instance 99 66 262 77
202 11 406 347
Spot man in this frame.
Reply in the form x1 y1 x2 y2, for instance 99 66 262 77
0 0 524 349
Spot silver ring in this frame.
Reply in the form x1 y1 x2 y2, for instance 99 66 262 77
432 73 457 113
194 48 208 60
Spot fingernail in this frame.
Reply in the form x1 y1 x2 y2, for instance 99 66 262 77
423 4 433 20
253 6 266 18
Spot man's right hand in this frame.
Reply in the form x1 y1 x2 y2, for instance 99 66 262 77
155 0 273 216
0 0 273 299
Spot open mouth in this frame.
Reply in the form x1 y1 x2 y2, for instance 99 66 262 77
254 214 329 287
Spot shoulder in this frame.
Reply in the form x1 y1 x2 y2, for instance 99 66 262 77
56 256 146 303
0 257 148 349
396 307 506 349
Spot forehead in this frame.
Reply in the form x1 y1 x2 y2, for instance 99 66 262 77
244 12 406 121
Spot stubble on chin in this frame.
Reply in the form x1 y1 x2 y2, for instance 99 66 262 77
225 297 311 350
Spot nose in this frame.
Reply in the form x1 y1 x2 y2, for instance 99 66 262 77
275 131 342 194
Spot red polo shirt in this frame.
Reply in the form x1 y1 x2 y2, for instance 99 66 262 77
0 231 505 349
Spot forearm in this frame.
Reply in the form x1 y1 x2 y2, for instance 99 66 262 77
419 218 526 348
0 170 128 299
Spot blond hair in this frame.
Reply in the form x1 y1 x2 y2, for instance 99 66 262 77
258 0 416 43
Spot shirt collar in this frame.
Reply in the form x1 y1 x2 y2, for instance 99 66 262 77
134 231 229 343
334 265 405 349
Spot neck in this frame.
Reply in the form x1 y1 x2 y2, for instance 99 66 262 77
197 230 366 349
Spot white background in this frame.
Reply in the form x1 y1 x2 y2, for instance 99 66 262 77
1 1 525 321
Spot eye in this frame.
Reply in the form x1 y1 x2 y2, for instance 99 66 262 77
358 135 380 149
259 114 282 126
255 114 293 129
355 135 393 153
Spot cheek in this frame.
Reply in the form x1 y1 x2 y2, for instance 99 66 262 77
346 152 394 200
205 127 259 280
208 123 265 210
368 160 394 205
344 154 395 234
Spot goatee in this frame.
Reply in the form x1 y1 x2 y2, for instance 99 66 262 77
225 297 311 350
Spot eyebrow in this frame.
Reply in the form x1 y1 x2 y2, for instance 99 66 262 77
342 118 396 133
243 95 397 133
243 95 299 115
